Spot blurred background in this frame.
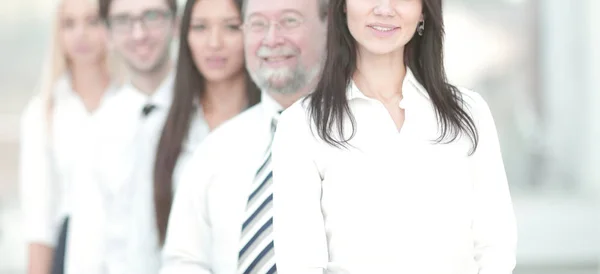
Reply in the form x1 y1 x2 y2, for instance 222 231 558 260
0 0 598 273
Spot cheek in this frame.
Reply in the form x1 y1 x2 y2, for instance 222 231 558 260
244 42 261 67
290 29 322 65
188 34 205 64
224 35 245 62
90 29 108 47
60 31 75 52
112 34 130 49
397 2 423 28
149 27 171 45
345 0 366 34
188 32 205 53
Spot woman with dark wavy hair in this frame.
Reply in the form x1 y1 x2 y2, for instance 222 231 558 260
271 0 517 273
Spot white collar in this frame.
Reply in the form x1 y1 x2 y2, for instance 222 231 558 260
346 68 430 109
53 73 120 101
122 70 176 109
260 90 284 118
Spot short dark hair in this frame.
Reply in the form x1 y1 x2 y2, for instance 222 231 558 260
241 0 328 21
99 0 178 20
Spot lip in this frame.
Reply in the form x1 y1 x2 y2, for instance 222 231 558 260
204 56 227 69
73 45 92 54
367 23 400 38
260 55 296 67
134 45 153 58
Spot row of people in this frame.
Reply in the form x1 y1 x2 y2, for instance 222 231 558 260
20 0 517 273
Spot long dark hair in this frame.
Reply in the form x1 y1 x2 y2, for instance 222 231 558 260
153 0 260 245
307 0 478 153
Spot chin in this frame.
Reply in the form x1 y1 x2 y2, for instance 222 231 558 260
368 46 402 55
204 72 234 83
359 39 406 56
269 75 294 87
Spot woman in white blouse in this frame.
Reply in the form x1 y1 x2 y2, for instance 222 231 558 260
152 0 260 248
271 0 517 273
19 0 120 273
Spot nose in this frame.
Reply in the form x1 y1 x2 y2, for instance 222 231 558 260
207 27 223 50
374 0 395 17
131 20 148 40
74 23 87 39
261 23 285 48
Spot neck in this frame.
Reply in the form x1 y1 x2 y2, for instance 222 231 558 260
70 62 109 98
203 72 248 116
354 47 406 101
130 60 172 95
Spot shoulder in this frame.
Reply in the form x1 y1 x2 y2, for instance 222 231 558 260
279 97 312 131
208 103 264 146
454 87 499 138
456 86 493 121
274 97 318 148
185 104 264 166
21 95 45 128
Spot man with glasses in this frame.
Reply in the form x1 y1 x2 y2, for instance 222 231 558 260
100 0 177 93
160 0 328 273
60 1 178 274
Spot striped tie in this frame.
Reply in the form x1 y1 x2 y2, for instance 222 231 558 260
238 114 280 274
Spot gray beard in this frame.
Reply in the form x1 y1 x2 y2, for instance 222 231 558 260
249 64 320 95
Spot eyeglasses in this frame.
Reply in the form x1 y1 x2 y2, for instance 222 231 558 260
107 9 173 33
243 13 304 34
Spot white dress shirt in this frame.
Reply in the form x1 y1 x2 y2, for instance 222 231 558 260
64 72 211 274
271 69 517 274
20 74 119 247
161 91 283 274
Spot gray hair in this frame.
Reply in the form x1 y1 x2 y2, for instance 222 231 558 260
241 0 329 20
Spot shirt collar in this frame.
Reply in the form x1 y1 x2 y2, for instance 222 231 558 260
346 67 430 109
122 70 176 108
260 90 284 119
53 73 120 101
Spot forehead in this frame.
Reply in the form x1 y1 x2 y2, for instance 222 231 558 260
245 0 318 18
193 0 240 19
109 0 169 14
61 0 98 16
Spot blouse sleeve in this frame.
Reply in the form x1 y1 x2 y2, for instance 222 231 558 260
469 92 518 274
19 97 59 246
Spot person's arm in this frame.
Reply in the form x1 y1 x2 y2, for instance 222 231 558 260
160 143 215 274
469 93 517 273
19 97 58 274
271 105 328 274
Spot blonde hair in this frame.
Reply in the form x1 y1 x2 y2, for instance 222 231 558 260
39 0 123 128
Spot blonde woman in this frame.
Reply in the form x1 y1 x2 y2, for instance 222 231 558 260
19 0 120 273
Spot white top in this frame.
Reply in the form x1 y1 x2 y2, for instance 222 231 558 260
271 69 518 274
19 74 119 247
64 72 210 274
160 92 283 274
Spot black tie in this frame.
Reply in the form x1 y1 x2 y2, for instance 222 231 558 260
141 104 157 117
